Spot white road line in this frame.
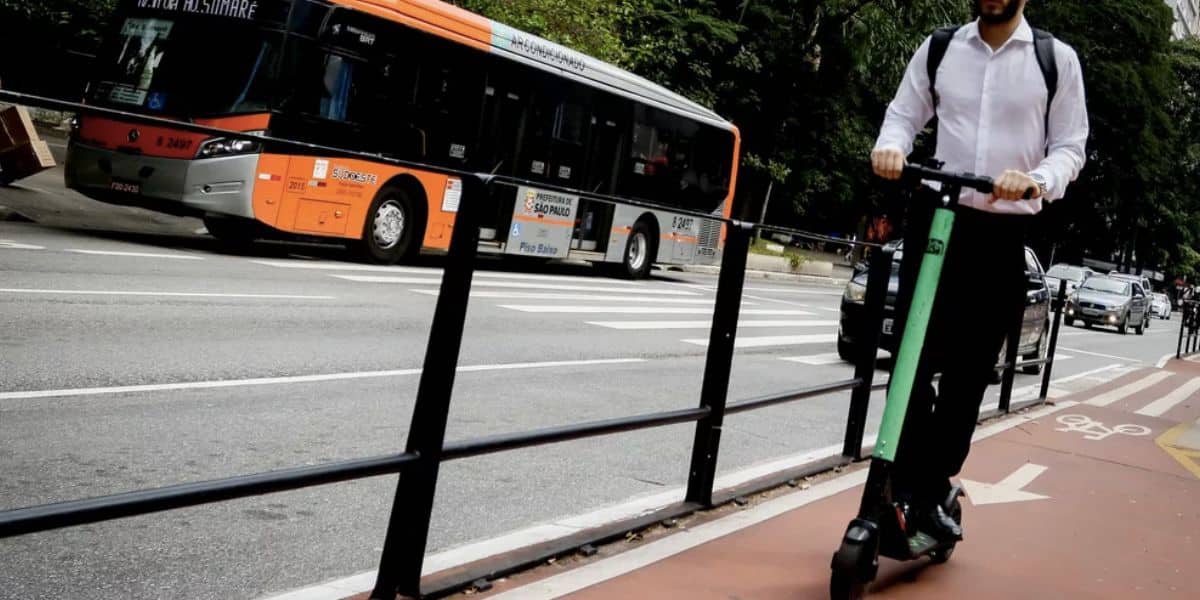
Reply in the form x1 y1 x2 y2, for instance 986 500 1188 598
585 320 837 330
682 334 837 348
1051 363 1125 384
252 259 644 285
0 358 646 402
1058 346 1142 362
0 240 45 250
336 275 693 295
500 306 814 316
741 286 843 296
66 249 204 260
407 290 725 305
1084 370 1174 407
1135 376 1200 417
0 288 334 300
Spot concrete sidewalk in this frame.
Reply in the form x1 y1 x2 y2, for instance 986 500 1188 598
470 359 1200 599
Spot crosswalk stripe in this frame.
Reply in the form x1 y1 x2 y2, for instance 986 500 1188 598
585 319 837 330
681 334 837 348
252 260 645 285
1135 376 1200 417
1085 371 1174 406
67 249 203 260
778 353 845 366
335 275 696 295
407 290 729 305
499 306 815 315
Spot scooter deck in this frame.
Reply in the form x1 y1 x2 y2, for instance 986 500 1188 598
880 530 950 561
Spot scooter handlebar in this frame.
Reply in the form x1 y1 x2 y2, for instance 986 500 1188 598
900 165 1034 200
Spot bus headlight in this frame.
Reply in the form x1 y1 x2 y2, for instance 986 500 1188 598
197 131 265 158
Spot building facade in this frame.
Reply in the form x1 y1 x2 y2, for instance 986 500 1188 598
1168 0 1200 38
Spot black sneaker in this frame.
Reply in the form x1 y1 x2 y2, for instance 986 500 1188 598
920 503 963 543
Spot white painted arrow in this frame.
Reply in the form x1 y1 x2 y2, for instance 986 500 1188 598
962 464 1050 506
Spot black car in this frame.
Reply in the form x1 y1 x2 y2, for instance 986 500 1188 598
837 241 1052 374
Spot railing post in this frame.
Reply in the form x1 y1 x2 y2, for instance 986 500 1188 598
997 291 1024 414
1039 279 1068 402
684 221 753 508
1177 301 1187 360
371 175 489 600
842 246 892 460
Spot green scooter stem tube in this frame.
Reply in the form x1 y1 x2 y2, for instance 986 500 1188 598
874 206 955 462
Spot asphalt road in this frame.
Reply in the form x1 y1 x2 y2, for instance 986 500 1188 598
0 165 1182 599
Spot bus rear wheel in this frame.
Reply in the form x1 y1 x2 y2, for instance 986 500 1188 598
358 187 420 264
622 220 657 279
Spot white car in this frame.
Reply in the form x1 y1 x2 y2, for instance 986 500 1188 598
1151 293 1173 320
1044 264 1093 298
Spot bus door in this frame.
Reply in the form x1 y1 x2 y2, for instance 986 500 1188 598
478 68 528 241
577 101 625 254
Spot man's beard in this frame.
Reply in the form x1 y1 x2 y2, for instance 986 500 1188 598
975 0 1022 24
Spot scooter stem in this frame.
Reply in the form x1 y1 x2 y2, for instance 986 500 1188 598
873 188 959 462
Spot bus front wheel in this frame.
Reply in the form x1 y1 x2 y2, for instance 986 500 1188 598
622 220 657 279
359 187 420 264
203 215 259 247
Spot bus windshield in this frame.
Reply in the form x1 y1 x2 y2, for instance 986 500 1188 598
90 15 279 118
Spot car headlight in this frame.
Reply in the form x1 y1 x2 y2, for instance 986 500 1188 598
197 130 265 158
844 279 867 303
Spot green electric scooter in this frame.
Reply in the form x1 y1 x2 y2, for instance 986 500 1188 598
829 163 1033 600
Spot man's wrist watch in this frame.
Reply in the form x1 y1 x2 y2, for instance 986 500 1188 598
1029 173 1047 198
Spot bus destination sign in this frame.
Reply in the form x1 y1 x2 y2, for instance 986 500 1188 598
135 0 260 21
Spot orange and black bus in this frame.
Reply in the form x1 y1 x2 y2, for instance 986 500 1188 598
67 0 741 277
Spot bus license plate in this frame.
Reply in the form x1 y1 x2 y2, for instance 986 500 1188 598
110 180 140 194
882 318 894 335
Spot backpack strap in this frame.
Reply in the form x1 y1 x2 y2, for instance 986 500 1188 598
926 25 960 110
1032 28 1059 146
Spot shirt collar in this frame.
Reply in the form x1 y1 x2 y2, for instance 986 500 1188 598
964 16 1034 45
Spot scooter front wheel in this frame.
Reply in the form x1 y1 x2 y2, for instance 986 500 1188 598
830 538 873 600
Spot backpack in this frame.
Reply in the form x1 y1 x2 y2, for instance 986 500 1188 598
927 25 1058 143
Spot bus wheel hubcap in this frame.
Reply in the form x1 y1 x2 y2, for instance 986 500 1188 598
374 201 405 249
628 232 647 270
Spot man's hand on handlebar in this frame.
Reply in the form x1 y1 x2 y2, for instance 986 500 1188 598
871 147 906 180
989 170 1040 203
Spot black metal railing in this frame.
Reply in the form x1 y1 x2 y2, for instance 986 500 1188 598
1177 299 1200 359
0 91 1065 599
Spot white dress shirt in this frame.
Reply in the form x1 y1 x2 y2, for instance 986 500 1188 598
874 18 1089 214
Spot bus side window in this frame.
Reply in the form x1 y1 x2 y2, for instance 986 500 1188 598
550 101 586 185
413 47 485 166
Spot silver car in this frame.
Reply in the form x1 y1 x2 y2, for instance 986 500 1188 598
1065 275 1150 334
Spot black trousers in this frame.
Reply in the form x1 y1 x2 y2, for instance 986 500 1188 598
889 190 1030 504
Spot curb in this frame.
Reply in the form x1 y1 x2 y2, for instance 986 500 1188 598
0 204 35 223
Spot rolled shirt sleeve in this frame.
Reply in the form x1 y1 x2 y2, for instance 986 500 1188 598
1030 42 1089 202
874 36 936 156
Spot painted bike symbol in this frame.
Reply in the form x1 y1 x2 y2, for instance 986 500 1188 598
1055 414 1151 442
